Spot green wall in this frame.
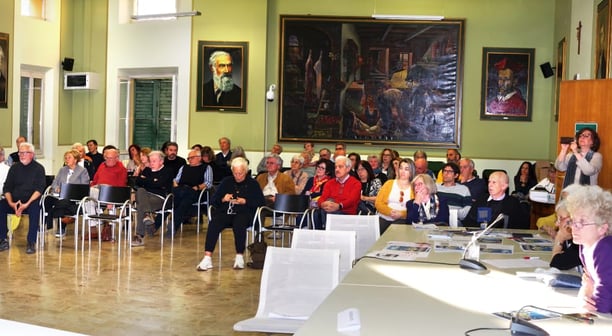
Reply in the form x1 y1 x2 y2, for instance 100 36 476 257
265 0 557 160
58 0 108 146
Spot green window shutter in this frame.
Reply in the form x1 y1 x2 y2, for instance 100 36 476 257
133 79 172 150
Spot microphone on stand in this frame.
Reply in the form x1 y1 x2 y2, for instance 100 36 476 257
459 213 505 272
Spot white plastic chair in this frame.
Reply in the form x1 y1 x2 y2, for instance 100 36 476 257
233 246 340 334
291 229 356 280
325 214 380 259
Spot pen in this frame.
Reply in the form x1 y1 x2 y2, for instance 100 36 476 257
561 314 595 324
523 256 540 260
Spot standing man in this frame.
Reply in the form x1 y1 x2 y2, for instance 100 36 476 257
458 158 487 202
203 51 242 107
163 141 186 179
314 155 361 229
7 136 26 165
215 137 233 182
86 139 104 171
437 162 472 223
256 144 284 174
171 148 213 237
256 154 295 207
132 151 174 246
0 142 46 254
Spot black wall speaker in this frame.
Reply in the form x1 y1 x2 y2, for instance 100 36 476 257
540 62 554 78
62 57 74 71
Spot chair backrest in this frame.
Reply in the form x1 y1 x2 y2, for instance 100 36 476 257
326 214 380 259
97 185 132 204
291 229 356 280
59 183 90 201
273 194 310 213
255 246 339 320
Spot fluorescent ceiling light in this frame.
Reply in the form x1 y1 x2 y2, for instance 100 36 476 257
371 14 444 21
131 11 201 20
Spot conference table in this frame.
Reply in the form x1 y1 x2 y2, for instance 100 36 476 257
294 224 612 335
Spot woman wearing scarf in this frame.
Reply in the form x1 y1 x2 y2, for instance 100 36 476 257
555 127 602 188
405 174 449 225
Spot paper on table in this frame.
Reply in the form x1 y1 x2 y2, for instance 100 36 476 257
482 258 549 269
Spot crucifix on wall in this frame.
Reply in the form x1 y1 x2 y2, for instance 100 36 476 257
576 20 582 55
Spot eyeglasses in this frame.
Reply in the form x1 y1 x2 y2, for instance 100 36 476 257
17 151 33 155
442 169 455 173
104 156 118 160
316 165 326 170
567 219 600 229
335 147 344 150
579 133 592 138
555 215 570 225
187 156 200 160
399 190 405 203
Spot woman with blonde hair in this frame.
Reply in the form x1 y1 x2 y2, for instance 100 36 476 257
405 174 449 224
375 158 415 233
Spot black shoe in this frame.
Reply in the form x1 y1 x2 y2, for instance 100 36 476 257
26 243 36 254
0 239 9 251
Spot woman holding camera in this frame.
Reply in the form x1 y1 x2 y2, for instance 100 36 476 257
555 127 602 188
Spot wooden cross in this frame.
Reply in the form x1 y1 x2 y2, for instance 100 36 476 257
576 20 582 55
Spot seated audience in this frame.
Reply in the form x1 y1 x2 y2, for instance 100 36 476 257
414 157 435 180
347 152 361 172
302 158 334 202
256 144 283 174
313 156 361 229
379 148 396 179
512 161 537 201
284 155 309 195
171 148 213 236
72 142 95 179
45 150 90 235
458 158 487 202
303 141 318 166
463 171 529 229
91 148 128 187
0 142 46 254
318 148 332 161
197 157 265 271
201 145 218 182
132 147 152 177
565 185 612 313
548 199 581 270
406 174 449 224
125 144 142 175
215 137 233 182
375 158 415 234
86 139 104 171
356 160 382 215
436 148 461 183
437 162 472 223
256 154 295 207
163 141 187 179
333 142 347 162
132 151 174 246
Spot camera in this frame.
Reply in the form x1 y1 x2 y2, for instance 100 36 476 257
560 136 574 144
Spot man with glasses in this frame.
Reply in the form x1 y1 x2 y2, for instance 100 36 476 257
333 142 346 162
91 148 128 187
313 156 361 229
463 171 528 229
256 154 295 207
0 142 46 254
256 143 284 174
437 162 472 224
171 148 213 237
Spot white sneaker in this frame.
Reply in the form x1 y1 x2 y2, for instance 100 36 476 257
233 254 245 269
197 255 213 271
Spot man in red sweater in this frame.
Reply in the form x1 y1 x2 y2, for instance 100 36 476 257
91 148 127 187
315 155 361 229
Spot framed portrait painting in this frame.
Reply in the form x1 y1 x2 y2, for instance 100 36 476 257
277 15 465 147
480 47 534 121
0 32 8 108
196 41 248 112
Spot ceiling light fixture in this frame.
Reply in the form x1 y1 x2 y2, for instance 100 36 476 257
371 14 444 21
131 11 201 21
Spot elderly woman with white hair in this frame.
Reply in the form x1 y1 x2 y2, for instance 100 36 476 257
565 185 612 313
284 154 309 194
405 174 449 224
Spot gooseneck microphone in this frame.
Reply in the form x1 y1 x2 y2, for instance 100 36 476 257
459 213 505 272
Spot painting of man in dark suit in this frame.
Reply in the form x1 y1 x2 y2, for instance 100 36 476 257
197 42 248 112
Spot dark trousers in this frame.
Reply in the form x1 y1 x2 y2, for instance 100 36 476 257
312 208 344 230
44 198 77 228
0 198 41 244
205 209 251 254
172 186 198 232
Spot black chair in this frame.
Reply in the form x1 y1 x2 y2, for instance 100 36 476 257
86 185 132 254
58 183 91 248
255 194 311 246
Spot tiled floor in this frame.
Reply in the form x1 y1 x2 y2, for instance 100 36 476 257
0 218 273 336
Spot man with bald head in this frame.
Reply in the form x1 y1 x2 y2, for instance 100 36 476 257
91 148 128 187
463 171 528 229
414 157 435 179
